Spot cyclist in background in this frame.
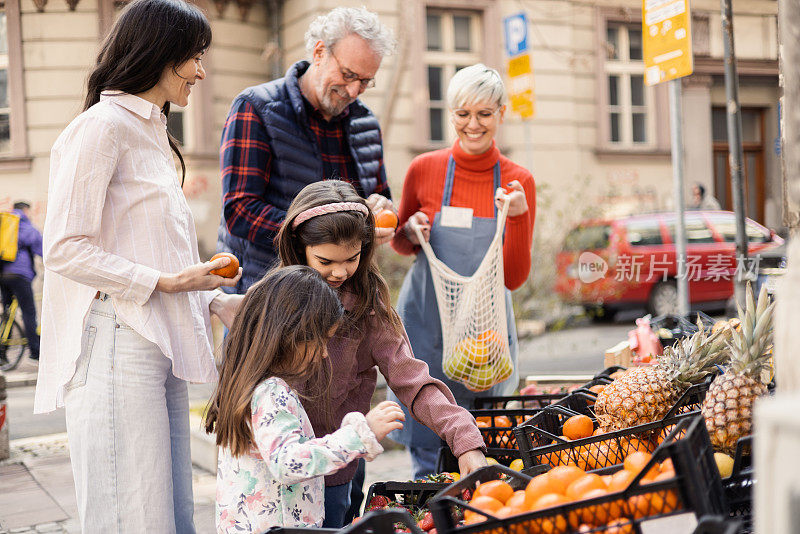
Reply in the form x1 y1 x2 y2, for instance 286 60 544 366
0 201 42 362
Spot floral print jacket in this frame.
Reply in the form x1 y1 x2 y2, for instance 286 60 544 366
216 377 383 533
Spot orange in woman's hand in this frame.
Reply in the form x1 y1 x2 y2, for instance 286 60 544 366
375 209 398 229
209 252 240 278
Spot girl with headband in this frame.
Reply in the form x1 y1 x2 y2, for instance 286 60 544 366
274 180 486 527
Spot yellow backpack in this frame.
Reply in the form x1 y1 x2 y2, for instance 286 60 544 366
0 211 20 263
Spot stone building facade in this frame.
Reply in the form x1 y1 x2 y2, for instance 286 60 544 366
0 0 781 258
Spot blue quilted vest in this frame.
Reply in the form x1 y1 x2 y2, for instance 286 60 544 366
216 61 387 292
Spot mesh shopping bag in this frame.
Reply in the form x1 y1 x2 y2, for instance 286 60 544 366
411 202 513 392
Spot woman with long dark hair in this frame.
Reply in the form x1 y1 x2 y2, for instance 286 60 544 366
34 1 242 531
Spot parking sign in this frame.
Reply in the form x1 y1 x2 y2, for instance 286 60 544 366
503 13 528 57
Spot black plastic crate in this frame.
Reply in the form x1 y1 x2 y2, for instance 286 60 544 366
262 509 424 534
514 410 701 472
436 407 542 473
363 480 452 515
692 515 743 534
516 390 598 438
471 393 563 410
593 365 627 379
724 436 754 533
429 417 727 534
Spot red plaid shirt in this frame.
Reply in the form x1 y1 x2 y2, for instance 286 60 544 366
220 98 389 245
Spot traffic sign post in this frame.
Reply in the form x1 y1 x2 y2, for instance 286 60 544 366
643 0 694 316
503 12 535 171
643 0 693 86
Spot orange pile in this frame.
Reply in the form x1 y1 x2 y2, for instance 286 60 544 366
539 415 658 471
462 451 679 533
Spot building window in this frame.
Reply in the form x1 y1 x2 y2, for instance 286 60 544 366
425 9 481 143
603 23 653 147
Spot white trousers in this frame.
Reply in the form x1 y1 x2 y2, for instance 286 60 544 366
64 296 195 533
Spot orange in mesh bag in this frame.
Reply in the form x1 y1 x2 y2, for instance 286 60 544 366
411 201 513 392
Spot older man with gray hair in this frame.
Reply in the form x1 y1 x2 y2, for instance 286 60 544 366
216 6 396 294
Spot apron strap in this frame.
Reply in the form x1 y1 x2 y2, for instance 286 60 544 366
442 155 503 217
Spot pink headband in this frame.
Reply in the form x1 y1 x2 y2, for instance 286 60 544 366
292 202 370 229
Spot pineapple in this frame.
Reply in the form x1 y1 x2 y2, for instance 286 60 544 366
702 284 774 454
594 319 733 431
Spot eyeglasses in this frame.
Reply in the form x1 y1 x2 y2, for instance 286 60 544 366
451 108 501 126
328 50 376 89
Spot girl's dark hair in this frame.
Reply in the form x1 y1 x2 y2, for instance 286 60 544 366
84 0 211 183
276 180 403 334
204 265 344 457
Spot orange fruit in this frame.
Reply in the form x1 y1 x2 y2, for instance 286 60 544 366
532 492 570 511
651 471 675 483
574 488 611 525
494 506 515 518
620 437 655 455
473 480 514 504
532 515 569 534
623 451 656 478
660 458 674 473
209 252 239 278
506 490 527 510
494 415 513 428
548 465 586 494
566 474 607 501
525 473 561 508
374 209 398 229
607 469 635 492
589 384 606 395
605 519 635 533
563 415 594 440
601 475 614 487
464 495 504 523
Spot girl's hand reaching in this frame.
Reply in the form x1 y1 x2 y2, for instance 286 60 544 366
457 449 488 476
365 401 405 441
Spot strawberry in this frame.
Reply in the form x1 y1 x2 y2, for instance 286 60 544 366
417 511 435 532
365 495 391 511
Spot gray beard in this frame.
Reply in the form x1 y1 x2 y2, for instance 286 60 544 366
320 87 353 117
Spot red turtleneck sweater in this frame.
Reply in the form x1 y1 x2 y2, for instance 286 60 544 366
392 141 536 290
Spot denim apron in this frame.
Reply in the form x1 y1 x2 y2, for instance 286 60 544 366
389 155 519 452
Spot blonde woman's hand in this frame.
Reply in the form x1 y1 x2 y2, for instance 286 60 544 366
156 256 242 293
405 211 431 245
494 180 528 217
365 400 405 441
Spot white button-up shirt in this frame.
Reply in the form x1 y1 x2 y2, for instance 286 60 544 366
34 92 218 414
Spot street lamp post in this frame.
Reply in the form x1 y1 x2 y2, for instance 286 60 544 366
721 0 748 308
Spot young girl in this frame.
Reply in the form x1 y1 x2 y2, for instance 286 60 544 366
274 180 487 528
205 265 405 532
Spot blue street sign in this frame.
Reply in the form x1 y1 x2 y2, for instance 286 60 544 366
503 12 528 57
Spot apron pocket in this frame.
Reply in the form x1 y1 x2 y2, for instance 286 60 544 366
64 325 97 391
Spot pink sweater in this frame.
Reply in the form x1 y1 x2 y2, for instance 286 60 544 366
298 291 485 486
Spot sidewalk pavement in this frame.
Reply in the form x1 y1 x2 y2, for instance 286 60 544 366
0 429 412 533
3 358 39 389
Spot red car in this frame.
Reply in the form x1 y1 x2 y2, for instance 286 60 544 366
555 211 784 317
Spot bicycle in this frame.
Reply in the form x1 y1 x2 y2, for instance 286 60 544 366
0 295 29 371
